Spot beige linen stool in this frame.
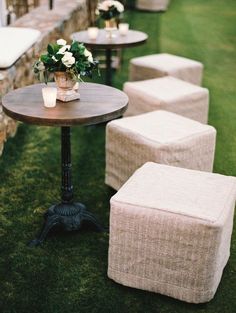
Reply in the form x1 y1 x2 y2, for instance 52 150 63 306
105 110 216 191
136 0 169 11
129 53 203 85
108 162 236 303
124 76 209 123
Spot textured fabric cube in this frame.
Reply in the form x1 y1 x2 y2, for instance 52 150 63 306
105 110 216 190
124 76 209 123
108 162 236 303
129 53 203 85
136 0 169 11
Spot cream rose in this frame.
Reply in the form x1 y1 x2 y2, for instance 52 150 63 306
57 45 71 54
98 1 111 11
114 1 124 12
57 38 67 46
84 49 93 63
62 52 75 68
98 0 124 12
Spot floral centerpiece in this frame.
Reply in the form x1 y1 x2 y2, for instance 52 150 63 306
97 0 124 29
33 38 98 102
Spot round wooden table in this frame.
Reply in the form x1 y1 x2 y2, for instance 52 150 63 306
71 29 148 86
2 82 128 246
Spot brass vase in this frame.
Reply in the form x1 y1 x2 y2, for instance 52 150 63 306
104 18 117 39
54 72 80 102
104 18 117 29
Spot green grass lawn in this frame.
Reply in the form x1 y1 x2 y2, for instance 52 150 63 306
0 0 236 312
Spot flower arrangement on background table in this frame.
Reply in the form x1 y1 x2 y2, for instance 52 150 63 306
97 0 124 29
96 0 124 39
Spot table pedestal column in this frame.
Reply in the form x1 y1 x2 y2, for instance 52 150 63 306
106 49 112 86
29 127 105 247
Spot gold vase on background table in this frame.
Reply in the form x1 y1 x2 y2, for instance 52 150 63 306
104 18 117 39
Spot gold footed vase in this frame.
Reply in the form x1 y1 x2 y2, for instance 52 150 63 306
54 72 80 102
104 18 117 39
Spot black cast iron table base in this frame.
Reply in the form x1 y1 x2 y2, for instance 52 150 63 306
29 202 104 247
29 126 105 247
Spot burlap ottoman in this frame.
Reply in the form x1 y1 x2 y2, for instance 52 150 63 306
108 162 236 303
136 0 169 11
123 76 209 123
105 110 216 190
129 53 203 85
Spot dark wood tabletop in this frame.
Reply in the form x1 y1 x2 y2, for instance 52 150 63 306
2 83 129 127
71 29 148 49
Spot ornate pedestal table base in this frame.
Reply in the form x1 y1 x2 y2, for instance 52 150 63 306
29 127 104 247
29 202 104 247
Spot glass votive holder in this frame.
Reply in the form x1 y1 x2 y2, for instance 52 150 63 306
87 27 99 40
118 23 129 36
42 87 57 108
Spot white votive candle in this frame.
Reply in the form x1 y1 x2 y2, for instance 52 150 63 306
119 23 129 36
87 27 99 40
42 87 57 108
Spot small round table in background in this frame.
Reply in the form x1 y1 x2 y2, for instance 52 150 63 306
71 29 148 86
2 83 128 246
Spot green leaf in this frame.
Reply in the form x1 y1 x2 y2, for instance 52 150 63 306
52 44 60 53
71 41 79 52
56 54 64 61
47 44 54 55
40 55 49 63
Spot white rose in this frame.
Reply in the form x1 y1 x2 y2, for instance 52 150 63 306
98 3 107 11
88 55 93 63
84 48 93 63
114 1 124 12
84 48 89 56
57 45 71 54
62 52 75 68
98 1 124 13
57 38 67 46
98 0 112 11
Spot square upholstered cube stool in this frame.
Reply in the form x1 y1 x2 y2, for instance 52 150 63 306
136 0 169 11
105 110 216 190
123 76 209 123
108 162 236 303
129 53 203 85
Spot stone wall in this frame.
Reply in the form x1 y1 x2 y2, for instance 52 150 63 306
0 0 88 155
